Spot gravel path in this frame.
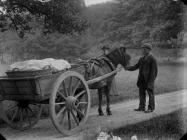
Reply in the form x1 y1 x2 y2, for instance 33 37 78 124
0 90 187 140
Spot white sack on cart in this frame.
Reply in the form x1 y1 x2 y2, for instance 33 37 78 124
42 58 71 71
10 58 71 71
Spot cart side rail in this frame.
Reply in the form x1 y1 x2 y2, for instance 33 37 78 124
0 64 86 101
0 77 40 101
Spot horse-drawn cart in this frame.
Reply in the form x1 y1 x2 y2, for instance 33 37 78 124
0 63 119 136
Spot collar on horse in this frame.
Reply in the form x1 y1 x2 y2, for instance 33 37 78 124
90 56 116 71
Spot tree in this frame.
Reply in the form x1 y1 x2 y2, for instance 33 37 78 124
0 0 88 37
101 0 184 48
0 0 92 62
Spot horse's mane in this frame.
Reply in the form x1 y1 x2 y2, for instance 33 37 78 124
106 47 130 67
106 47 123 66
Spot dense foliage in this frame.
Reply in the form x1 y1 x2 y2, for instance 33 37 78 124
0 0 186 63
0 0 88 36
0 0 91 62
100 0 184 48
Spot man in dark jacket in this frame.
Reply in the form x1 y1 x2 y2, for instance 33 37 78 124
125 43 158 113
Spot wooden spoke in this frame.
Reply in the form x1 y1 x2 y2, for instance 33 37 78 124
55 102 65 106
67 110 71 130
11 108 19 122
24 109 30 125
13 108 21 126
62 81 68 97
24 108 31 125
19 108 24 127
17 108 21 121
70 110 79 125
7 105 17 112
27 106 36 118
68 77 73 96
72 79 81 96
59 108 67 125
79 102 88 105
57 106 66 118
58 87 64 94
75 90 86 99
20 108 23 122
74 107 85 118
22 109 27 126
77 101 88 111
57 91 67 101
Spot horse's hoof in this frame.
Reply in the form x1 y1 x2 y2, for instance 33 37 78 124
98 113 104 116
98 111 104 116
77 113 83 122
77 115 82 122
98 109 104 116
107 112 112 115
106 109 112 115
107 111 112 115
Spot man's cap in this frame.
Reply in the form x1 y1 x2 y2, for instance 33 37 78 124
141 43 152 50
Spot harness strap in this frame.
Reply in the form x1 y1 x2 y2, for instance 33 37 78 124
101 56 116 71
90 56 116 71
90 58 102 66
117 48 123 62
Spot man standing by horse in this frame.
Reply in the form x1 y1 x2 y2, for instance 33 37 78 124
125 43 158 113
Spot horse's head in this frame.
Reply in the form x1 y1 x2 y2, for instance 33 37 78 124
106 47 131 68
119 47 131 67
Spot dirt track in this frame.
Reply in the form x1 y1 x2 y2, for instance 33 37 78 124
0 90 187 140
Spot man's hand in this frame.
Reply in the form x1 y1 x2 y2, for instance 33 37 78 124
117 66 122 71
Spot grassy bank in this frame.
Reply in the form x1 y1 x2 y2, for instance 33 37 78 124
112 108 187 140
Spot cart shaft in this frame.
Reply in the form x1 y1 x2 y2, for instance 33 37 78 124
87 69 120 85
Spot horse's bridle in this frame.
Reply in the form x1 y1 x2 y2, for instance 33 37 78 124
117 48 126 66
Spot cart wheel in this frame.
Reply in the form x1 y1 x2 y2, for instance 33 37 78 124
0 100 42 130
50 71 90 136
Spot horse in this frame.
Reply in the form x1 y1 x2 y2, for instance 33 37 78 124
84 47 131 116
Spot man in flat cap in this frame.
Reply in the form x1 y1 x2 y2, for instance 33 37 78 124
125 43 158 113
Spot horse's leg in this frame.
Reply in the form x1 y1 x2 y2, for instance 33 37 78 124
98 88 104 116
105 83 112 115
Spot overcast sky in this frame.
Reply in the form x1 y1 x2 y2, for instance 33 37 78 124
84 0 113 6
0 0 113 12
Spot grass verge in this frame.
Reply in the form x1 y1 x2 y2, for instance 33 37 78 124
112 108 187 140
90 63 186 107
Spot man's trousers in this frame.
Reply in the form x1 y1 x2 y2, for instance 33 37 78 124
139 86 155 110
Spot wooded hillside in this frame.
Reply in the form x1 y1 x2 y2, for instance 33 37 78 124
0 0 186 63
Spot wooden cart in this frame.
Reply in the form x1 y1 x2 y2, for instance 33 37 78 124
0 64 118 136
